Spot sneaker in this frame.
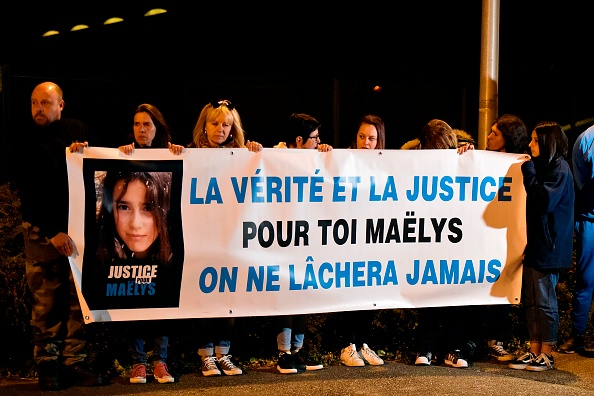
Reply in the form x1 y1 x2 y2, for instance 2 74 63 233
277 352 298 374
340 343 365 367
359 343 384 366
129 364 147 384
292 349 323 371
444 350 468 368
508 351 536 370
153 361 174 383
488 340 514 361
218 355 242 375
559 336 585 354
525 353 554 372
201 355 221 376
415 351 432 366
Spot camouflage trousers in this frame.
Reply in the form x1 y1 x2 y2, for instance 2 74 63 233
22 222 87 365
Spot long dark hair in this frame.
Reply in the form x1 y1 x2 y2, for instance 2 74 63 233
96 171 172 265
492 114 529 154
129 103 172 148
533 121 568 164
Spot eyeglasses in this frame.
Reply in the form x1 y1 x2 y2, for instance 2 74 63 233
209 100 234 110
308 134 320 141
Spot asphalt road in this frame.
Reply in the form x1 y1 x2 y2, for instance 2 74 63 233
3 351 594 395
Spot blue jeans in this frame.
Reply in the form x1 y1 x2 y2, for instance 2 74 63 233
522 266 559 345
196 318 233 357
127 320 170 365
129 336 169 365
275 315 307 351
571 219 594 336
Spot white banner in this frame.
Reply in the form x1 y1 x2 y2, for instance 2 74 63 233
66 147 528 323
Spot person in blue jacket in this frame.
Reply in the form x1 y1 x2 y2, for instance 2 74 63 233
509 121 574 372
559 124 594 354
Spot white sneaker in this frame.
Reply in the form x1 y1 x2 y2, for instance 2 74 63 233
340 343 365 367
359 343 384 365
415 352 432 366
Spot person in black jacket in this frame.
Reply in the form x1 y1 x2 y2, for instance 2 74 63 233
509 121 575 372
16 81 103 390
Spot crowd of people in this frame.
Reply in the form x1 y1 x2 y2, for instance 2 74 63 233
16 80 593 390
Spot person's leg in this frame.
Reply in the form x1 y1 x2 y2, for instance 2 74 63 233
509 266 539 370
212 318 242 375
151 325 174 383
525 270 558 371
522 266 540 354
25 256 64 390
127 322 147 366
291 314 308 351
62 268 87 365
564 220 594 352
443 306 469 368
196 318 220 376
416 308 439 356
126 321 148 384
275 315 294 353
346 310 383 365
485 304 513 361
23 222 95 390
275 315 297 374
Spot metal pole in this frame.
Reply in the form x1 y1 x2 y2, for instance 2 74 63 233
478 0 500 149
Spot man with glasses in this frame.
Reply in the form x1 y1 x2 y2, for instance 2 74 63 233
272 113 331 374
273 113 332 151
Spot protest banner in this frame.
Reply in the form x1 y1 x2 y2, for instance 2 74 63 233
66 147 528 323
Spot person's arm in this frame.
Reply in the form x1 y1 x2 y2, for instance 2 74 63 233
168 142 185 155
50 232 75 257
119 142 135 155
69 141 89 153
246 140 263 152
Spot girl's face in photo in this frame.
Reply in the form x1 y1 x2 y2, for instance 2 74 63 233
356 123 378 149
113 179 158 259
487 124 506 152
205 112 232 146
528 130 540 158
133 111 157 147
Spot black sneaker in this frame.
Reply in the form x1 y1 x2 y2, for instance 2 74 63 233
63 362 104 387
508 351 536 370
559 336 585 354
292 349 323 371
525 353 554 372
277 352 297 374
38 360 61 391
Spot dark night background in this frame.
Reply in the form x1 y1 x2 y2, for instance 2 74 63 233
1 1 592 183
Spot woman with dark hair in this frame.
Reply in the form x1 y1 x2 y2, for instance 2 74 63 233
487 114 530 154
479 114 529 362
119 103 184 154
509 121 574 372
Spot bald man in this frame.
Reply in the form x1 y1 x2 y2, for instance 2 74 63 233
16 82 102 390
